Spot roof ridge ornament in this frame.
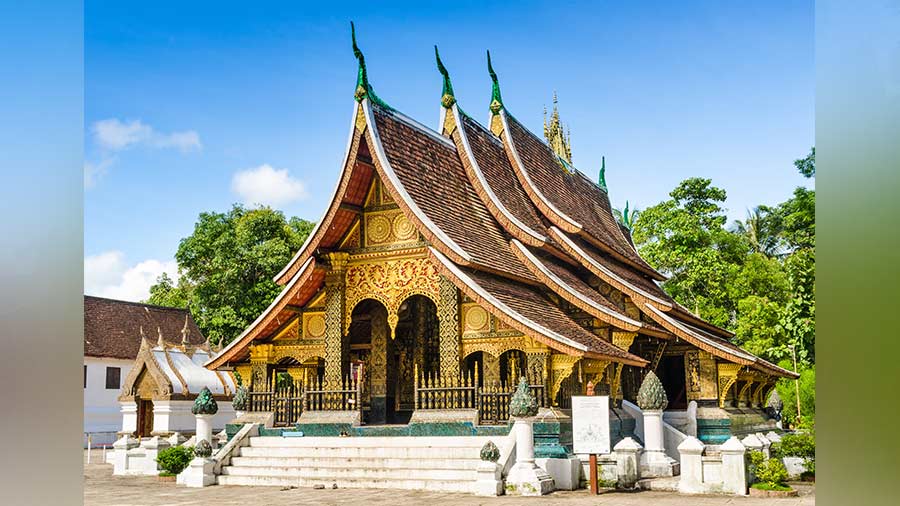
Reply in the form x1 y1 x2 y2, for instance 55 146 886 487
350 22 391 110
597 156 607 192
487 50 503 115
156 326 165 349
181 314 190 345
543 91 573 163
434 45 456 108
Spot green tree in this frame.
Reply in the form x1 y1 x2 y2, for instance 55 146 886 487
632 178 745 328
732 206 784 257
146 204 314 345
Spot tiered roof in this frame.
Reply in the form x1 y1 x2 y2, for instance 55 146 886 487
206 28 797 379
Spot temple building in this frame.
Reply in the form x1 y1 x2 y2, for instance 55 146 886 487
205 30 797 444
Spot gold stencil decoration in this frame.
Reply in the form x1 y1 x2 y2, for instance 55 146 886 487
464 305 489 332
392 213 416 241
305 313 326 338
366 214 392 244
344 256 442 337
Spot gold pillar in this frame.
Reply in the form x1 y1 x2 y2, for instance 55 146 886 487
323 252 349 388
549 354 580 406
437 277 461 379
249 344 273 391
609 331 637 402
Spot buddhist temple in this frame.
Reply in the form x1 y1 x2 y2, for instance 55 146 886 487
205 26 797 444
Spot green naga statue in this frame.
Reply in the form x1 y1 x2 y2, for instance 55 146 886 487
192 386 219 415
509 377 539 418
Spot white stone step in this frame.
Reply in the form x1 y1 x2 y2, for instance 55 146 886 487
216 474 475 493
237 445 482 460
221 465 477 481
229 455 480 470
248 435 493 448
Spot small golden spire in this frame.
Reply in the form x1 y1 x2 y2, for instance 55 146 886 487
544 91 573 163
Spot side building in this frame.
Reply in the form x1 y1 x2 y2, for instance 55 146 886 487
84 296 226 445
205 37 797 444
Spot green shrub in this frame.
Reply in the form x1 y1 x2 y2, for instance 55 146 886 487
776 432 815 459
747 450 766 477
156 445 194 475
774 364 815 428
754 456 789 487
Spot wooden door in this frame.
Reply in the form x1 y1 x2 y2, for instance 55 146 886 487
136 399 154 437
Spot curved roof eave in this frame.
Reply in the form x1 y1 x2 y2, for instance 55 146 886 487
549 226 674 310
451 105 547 247
361 99 474 266
510 239 644 332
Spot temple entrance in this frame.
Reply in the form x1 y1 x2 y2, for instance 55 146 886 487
659 355 688 410
136 398 153 438
349 299 390 424
391 295 439 424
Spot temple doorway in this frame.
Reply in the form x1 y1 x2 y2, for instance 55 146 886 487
349 299 390 425
390 295 439 424
658 355 688 410
136 398 153 438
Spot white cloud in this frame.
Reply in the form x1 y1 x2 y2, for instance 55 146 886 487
91 118 202 153
83 157 114 189
84 251 178 302
231 164 308 207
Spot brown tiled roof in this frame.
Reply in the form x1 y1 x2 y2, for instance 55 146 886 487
371 106 536 282
428 247 646 366
505 114 662 278
84 296 205 360
458 113 551 238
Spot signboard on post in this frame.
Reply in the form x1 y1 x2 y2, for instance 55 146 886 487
572 395 610 455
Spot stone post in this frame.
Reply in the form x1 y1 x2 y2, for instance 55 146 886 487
111 434 138 475
636 371 675 477
740 433 764 458
720 436 748 495
119 401 138 436
192 386 218 447
505 378 554 496
612 437 642 489
677 436 705 494
474 440 503 496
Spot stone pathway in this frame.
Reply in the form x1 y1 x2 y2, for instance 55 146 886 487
84 450 815 506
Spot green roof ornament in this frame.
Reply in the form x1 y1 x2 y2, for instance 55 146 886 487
636 371 668 411
191 386 219 415
487 50 503 115
597 156 607 192
509 376 539 418
350 22 390 109
434 45 456 108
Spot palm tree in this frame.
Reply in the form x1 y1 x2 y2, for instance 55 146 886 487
733 207 783 257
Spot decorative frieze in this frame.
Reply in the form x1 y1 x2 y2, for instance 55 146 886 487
716 363 742 408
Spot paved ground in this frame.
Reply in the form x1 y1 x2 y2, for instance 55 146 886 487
84 450 815 506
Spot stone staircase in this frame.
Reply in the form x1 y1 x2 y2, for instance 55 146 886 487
216 435 501 492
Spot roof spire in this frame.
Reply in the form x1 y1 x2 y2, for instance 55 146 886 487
350 22 390 109
157 326 165 349
434 46 456 108
487 50 503 114
598 156 607 192
544 92 573 163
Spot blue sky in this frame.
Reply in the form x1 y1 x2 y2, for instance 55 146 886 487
84 0 813 301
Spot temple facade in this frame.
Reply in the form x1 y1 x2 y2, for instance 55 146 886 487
205 33 796 443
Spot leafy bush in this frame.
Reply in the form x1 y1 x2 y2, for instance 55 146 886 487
754 456 789 487
751 482 792 492
156 445 194 475
776 432 815 459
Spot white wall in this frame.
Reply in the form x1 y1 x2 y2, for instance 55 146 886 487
84 356 134 447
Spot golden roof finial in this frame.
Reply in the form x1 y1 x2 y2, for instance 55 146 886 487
543 91 572 163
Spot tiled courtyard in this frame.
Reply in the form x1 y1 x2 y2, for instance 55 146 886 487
83 450 815 506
